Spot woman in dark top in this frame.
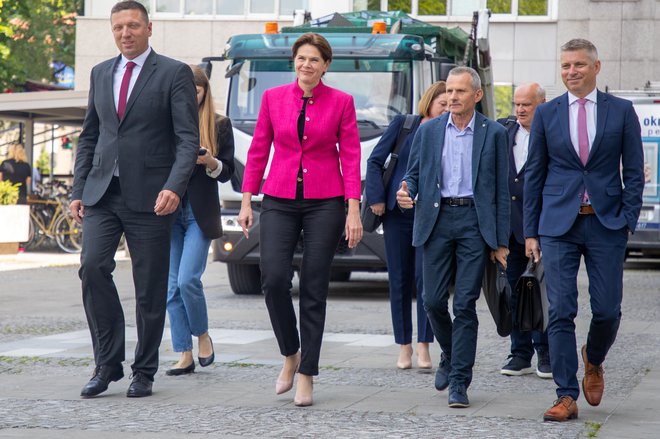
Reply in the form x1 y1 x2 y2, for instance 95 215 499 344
0 143 32 204
165 65 235 376
365 81 447 370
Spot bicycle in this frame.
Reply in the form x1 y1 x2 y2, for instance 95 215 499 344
26 181 82 253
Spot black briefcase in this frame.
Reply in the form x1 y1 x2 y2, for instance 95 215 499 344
514 257 549 332
482 260 513 337
360 188 382 233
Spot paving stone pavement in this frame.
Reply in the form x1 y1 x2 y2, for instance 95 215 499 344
0 253 659 438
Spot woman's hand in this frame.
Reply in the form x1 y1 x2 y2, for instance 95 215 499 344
196 147 217 169
370 202 385 216
237 193 253 239
345 199 363 249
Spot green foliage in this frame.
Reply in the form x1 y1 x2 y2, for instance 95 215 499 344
0 180 21 205
488 0 512 14
495 84 513 120
488 0 547 15
36 145 50 176
0 0 83 92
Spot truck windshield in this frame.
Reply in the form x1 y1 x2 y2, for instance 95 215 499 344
227 58 412 139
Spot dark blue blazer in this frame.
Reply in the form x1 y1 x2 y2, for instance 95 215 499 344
524 90 645 238
403 111 510 250
497 118 525 245
366 115 422 211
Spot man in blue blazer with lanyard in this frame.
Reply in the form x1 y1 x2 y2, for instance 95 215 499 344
524 39 644 422
70 1 199 398
497 83 552 380
398 66 510 408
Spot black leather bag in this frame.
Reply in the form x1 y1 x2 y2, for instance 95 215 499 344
361 115 418 233
482 260 513 337
514 257 549 332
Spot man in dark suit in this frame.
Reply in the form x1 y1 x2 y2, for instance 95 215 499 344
497 83 552 379
397 66 510 408
70 1 199 398
524 39 644 421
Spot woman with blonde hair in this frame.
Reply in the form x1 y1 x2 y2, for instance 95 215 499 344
0 143 32 204
365 81 447 369
165 65 235 376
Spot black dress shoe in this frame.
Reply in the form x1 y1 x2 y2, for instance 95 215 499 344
165 361 195 376
80 365 124 398
198 336 215 367
126 372 153 397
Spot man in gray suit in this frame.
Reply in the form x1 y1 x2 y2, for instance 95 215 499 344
70 1 198 398
397 66 509 408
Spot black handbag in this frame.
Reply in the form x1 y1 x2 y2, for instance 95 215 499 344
361 114 418 233
482 260 513 337
514 257 549 332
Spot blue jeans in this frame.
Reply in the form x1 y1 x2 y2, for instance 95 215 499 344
167 202 211 352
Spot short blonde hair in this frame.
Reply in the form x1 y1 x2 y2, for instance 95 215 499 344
7 143 28 163
418 81 447 118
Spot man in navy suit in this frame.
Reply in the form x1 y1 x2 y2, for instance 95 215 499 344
524 39 644 422
497 83 552 379
70 1 198 398
398 66 510 408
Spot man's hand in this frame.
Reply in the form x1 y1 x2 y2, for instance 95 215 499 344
69 199 85 224
490 246 510 269
154 190 180 216
396 181 414 209
370 202 385 216
525 238 541 263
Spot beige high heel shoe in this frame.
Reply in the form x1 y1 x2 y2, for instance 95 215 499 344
275 351 300 395
294 374 313 407
397 344 413 369
416 342 432 369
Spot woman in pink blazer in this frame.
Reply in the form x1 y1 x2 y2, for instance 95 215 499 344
238 33 362 407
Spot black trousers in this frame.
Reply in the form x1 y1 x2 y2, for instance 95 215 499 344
79 178 174 380
259 194 345 376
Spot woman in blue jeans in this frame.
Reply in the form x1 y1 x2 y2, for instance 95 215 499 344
166 65 235 375
365 81 447 369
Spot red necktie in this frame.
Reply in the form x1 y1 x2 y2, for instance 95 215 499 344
117 61 136 120
577 98 589 203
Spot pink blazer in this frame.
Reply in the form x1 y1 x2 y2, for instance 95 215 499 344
242 80 361 200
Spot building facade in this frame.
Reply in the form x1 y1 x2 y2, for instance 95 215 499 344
77 0 660 105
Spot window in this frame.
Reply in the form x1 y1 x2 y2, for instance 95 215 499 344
186 0 213 15
156 0 178 13
217 0 244 15
353 0 550 18
280 0 305 15
251 0 274 14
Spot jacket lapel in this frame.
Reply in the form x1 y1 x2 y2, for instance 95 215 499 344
557 93 581 164
588 90 608 164
434 113 449 185
106 56 121 123
472 112 487 189
508 124 519 175
120 50 157 124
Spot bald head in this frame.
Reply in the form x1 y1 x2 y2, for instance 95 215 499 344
514 83 545 130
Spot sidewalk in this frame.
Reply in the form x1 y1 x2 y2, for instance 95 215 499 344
0 249 127 272
0 253 658 437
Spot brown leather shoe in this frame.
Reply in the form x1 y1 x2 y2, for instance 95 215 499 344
581 344 604 406
543 396 578 422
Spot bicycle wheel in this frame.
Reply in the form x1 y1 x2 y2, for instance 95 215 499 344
24 215 47 250
54 214 82 253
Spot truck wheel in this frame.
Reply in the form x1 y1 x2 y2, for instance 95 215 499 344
227 263 262 295
329 270 351 282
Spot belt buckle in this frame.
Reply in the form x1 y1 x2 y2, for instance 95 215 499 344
448 197 459 207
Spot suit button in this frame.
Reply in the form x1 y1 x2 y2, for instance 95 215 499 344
511 196 517 201
434 202 439 208
305 117 310 122
584 170 589 175
514 178 519 183
303 169 308 173
303 135 307 140
437 183 440 188
309 100 314 104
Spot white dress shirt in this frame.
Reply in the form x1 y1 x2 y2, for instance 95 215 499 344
113 47 152 113
568 88 598 156
513 123 529 174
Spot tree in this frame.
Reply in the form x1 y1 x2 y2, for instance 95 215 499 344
0 0 83 92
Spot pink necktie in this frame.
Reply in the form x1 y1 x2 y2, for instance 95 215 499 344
117 61 136 120
577 98 589 203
